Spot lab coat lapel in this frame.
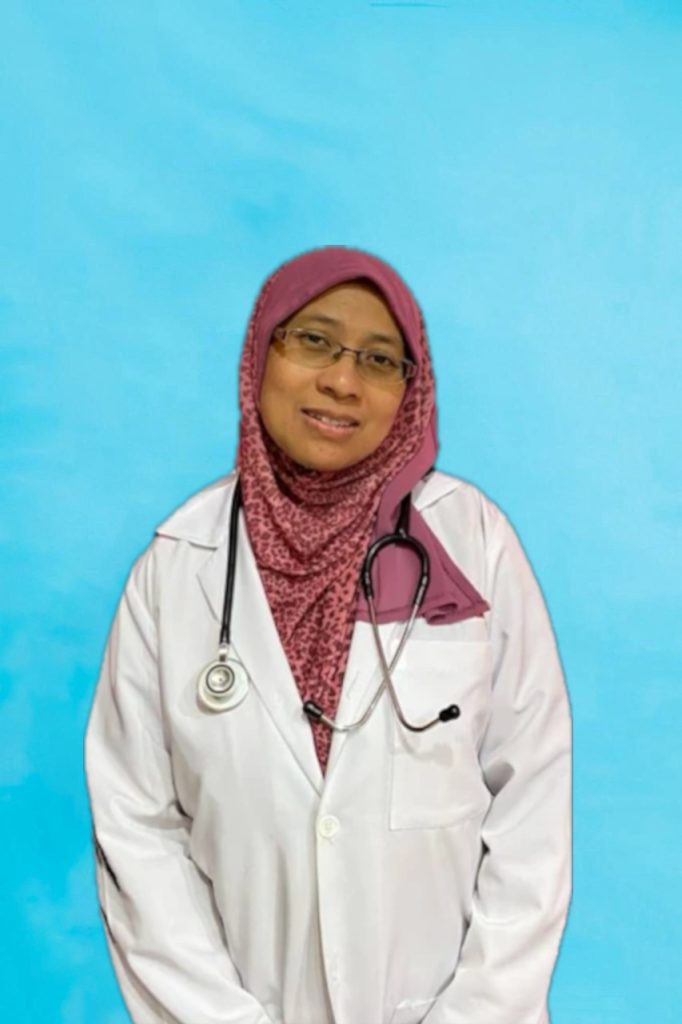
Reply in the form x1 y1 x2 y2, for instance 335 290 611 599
196 514 324 796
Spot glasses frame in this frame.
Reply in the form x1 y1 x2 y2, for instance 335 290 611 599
272 327 418 384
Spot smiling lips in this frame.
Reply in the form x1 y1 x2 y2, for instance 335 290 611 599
302 408 360 434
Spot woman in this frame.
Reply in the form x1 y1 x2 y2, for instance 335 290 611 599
85 246 572 1024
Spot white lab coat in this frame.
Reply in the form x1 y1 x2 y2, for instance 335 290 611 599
85 469 571 1024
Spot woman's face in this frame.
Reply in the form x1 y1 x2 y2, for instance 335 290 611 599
259 281 408 472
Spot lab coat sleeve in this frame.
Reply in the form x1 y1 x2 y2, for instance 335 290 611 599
84 546 274 1024
423 511 572 1024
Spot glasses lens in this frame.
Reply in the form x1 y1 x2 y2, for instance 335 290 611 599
289 330 336 364
359 350 405 383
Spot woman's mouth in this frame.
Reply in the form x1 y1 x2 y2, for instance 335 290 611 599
302 409 359 437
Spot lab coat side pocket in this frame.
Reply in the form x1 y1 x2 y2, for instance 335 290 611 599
389 641 493 831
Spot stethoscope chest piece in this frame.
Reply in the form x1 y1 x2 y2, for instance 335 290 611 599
197 645 249 713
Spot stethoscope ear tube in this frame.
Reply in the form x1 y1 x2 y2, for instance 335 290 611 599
310 492 461 735
360 494 461 734
219 477 242 648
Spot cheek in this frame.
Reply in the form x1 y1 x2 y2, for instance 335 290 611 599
259 360 310 439
260 359 293 414
373 391 405 437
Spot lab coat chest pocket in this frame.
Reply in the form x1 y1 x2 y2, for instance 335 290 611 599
389 640 493 830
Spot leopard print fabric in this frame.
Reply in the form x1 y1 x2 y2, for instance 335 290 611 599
236 247 437 775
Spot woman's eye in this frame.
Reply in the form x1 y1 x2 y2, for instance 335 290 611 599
366 351 398 368
300 331 330 348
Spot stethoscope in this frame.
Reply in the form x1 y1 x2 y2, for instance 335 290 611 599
196 476 461 733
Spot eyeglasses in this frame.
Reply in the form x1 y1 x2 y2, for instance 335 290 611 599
271 327 417 385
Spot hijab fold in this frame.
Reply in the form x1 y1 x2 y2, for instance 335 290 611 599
236 246 488 772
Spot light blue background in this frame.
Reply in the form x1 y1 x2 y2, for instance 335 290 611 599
1 2 680 1022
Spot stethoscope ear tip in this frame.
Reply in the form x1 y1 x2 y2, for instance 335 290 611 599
303 700 324 723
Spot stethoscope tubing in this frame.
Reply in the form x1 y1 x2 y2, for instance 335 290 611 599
218 476 242 648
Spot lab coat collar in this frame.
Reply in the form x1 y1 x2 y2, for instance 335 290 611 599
154 469 464 549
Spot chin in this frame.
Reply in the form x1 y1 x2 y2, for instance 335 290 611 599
295 449 360 473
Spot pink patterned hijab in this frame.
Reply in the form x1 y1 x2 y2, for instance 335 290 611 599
236 246 488 772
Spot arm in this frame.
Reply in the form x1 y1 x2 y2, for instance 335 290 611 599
84 546 273 1024
424 512 572 1024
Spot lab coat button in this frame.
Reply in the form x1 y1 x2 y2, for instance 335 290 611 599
317 815 340 839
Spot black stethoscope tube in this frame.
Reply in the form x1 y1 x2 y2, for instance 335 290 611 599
219 476 242 648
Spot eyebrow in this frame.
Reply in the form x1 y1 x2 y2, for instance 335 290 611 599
295 313 404 352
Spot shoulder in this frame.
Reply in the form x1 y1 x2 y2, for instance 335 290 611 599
416 468 508 548
412 468 515 610
153 471 238 548
122 473 237 615
421 471 547 621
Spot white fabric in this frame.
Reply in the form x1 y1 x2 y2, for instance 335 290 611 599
85 470 572 1024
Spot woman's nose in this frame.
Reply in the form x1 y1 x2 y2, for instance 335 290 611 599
315 351 363 396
